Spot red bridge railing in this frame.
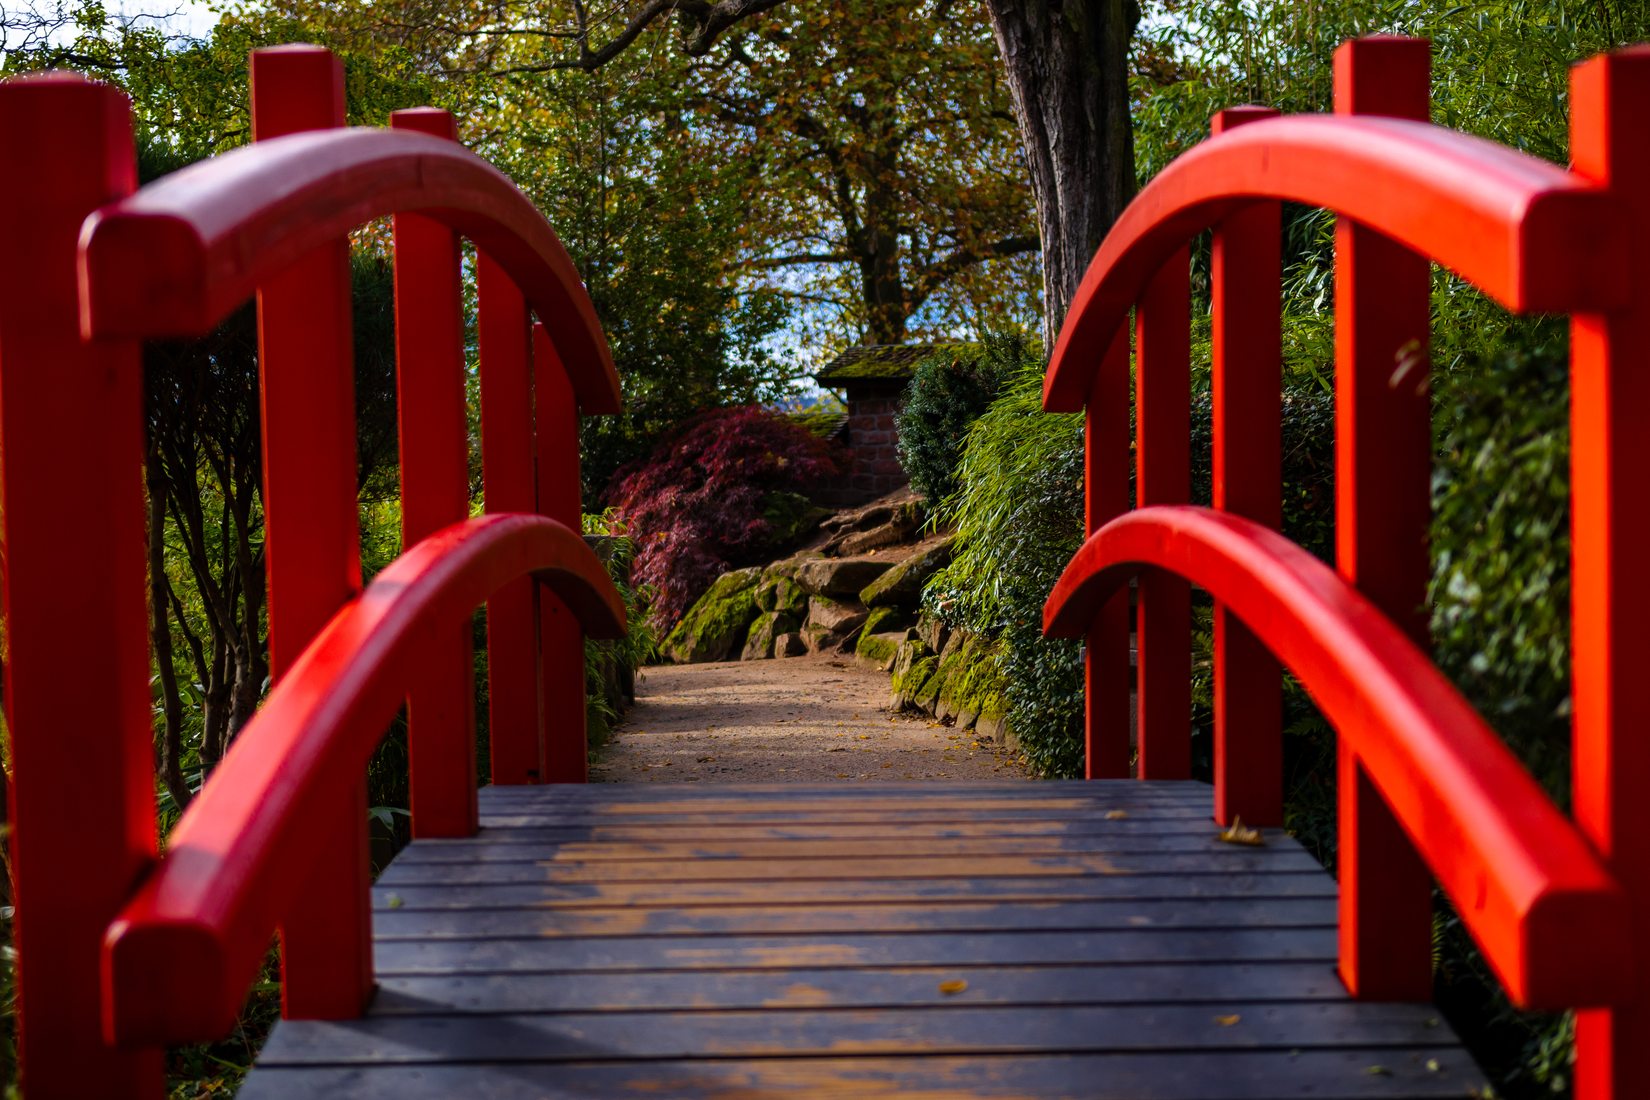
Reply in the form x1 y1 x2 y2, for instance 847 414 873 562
1042 37 1649 1099
0 46 625 1098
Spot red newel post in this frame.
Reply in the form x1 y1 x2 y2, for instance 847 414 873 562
1209 105 1283 826
1568 46 1650 1100
1134 247 1192 780
0 74 164 1099
1085 330 1132 778
534 323 589 782
390 106 478 837
1332 35 1436 1001
477 253 544 783
249 43 374 1019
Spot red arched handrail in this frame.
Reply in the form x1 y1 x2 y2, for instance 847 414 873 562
1044 114 1625 411
1044 505 1630 1010
77 128 621 414
100 514 625 1045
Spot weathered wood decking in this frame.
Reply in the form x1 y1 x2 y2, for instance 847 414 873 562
240 781 1483 1098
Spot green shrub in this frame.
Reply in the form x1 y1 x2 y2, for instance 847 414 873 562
929 344 1338 779
1430 333 1571 803
896 341 1010 506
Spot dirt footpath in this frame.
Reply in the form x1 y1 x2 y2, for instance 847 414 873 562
592 653 1030 784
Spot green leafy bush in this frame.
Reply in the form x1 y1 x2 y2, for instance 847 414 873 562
929 339 1338 779
926 343 1086 776
1430 332 1571 801
896 342 1009 506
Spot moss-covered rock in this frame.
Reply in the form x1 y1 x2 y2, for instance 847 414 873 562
796 556 894 599
754 561 809 617
807 595 869 636
861 606 913 636
890 642 940 710
774 631 808 657
944 638 1009 732
916 610 950 654
661 567 762 663
856 629 916 672
761 491 833 548
859 536 955 608
742 610 800 660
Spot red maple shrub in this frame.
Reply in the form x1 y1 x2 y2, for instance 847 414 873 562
606 406 841 627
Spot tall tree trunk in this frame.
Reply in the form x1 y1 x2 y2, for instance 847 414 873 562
859 221 910 345
985 0 1138 346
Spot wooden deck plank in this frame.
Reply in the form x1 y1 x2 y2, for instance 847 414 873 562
237 1049 1480 1099
369 871 1337 910
372 927 1342 974
256 1001 1459 1064
392 819 1239 842
374 850 1324 886
372 897 1338 938
243 780 1482 1097
390 833 1294 862
475 807 1219 826
368 961 1356 1014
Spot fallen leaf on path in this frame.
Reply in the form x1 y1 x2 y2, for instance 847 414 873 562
1218 816 1265 846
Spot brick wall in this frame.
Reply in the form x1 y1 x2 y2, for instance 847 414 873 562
816 394 910 507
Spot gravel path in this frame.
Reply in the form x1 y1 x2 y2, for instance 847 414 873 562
592 654 1030 784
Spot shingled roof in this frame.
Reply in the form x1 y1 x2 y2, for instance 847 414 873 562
813 343 977 386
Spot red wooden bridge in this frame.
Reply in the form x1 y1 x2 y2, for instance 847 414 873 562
2 35 1646 1100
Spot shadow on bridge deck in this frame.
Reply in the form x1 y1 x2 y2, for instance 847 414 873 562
239 780 1480 1098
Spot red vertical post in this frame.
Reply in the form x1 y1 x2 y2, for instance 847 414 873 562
1331 36 1435 1001
249 44 373 1020
1133 247 1192 780
1210 106 1283 827
534 323 588 782
390 107 478 837
478 254 543 783
1568 47 1650 1100
0 75 163 1099
1085 330 1132 778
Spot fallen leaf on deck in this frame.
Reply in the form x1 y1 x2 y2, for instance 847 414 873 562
938 979 968 995
1366 1066 1392 1076
1104 810 1128 820
1213 1014 1240 1027
1218 816 1265 846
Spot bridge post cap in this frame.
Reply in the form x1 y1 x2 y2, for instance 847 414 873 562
250 42 336 58
391 106 458 140
1210 105 1278 133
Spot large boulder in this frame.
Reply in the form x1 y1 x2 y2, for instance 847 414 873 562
889 640 939 710
754 561 810 617
802 622 843 654
835 498 925 556
859 536 955 608
661 567 762 663
796 556 894 599
807 595 869 636
742 610 800 660
858 610 924 672
761 491 834 548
